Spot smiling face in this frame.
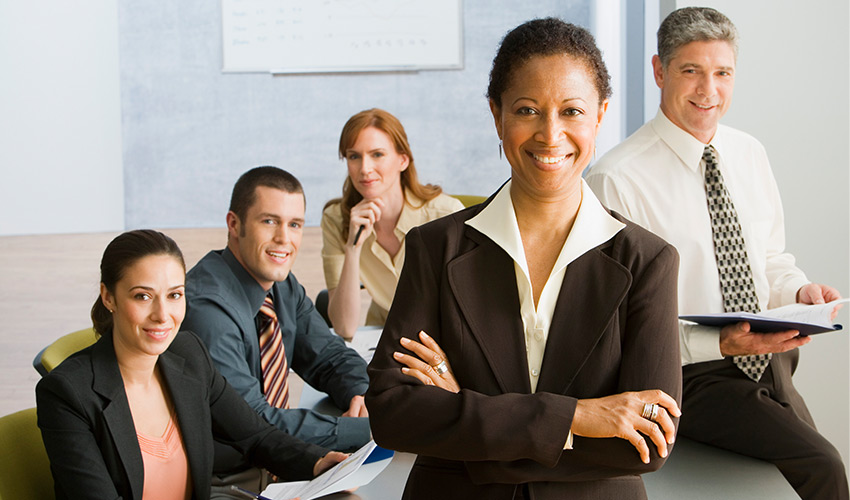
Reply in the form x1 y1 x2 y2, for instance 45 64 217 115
101 254 186 359
345 126 409 201
490 53 607 201
227 185 304 290
653 40 735 144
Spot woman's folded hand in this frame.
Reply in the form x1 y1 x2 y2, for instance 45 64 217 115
572 389 681 464
392 330 460 393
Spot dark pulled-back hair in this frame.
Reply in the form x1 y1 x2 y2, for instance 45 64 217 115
487 17 612 107
91 230 185 337
229 166 304 222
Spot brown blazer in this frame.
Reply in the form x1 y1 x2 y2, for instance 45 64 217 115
365 197 682 500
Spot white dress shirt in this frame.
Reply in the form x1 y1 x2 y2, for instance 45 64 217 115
466 179 625 391
586 109 809 365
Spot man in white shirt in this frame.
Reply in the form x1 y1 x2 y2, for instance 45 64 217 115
586 7 847 499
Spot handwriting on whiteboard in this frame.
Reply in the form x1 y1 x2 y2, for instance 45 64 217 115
222 0 463 73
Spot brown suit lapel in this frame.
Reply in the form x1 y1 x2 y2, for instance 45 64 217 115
447 229 531 395
536 245 631 395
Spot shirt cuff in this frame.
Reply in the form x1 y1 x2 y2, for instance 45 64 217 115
680 322 723 365
335 416 372 452
563 430 574 450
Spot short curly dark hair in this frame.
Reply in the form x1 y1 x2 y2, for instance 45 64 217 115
487 18 612 108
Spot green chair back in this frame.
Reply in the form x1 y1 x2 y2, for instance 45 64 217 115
39 327 98 373
450 194 486 208
0 408 54 500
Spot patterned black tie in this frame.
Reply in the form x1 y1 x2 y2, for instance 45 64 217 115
703 145 770 381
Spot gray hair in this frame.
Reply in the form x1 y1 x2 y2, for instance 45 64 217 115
657 7 738 67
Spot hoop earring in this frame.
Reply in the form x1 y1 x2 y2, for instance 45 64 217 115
499 139 503 160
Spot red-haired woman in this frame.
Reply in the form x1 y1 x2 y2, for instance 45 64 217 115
321 108 464 339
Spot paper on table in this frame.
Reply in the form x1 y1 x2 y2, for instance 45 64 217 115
345 327 382 363
680 298 848 336
262 440 393 500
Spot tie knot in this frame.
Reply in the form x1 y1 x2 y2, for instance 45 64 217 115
702 145 717 166
259 294 277 321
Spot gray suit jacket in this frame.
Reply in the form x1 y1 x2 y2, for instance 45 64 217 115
366 196 682 500
36 331 326 500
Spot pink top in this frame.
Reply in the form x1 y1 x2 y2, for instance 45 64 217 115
137 414 192 500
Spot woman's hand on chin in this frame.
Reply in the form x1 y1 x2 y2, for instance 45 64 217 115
347 198 385 247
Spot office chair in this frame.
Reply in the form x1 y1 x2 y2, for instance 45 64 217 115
33 327 97 376
0 407 54 500
449 194 486 208
315 289 332 327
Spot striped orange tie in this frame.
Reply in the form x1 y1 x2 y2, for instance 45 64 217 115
258 295 289 409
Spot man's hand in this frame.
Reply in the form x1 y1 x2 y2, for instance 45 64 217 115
719 321 810 356
342 395 368 417
797 283 843 320
313 451 348 477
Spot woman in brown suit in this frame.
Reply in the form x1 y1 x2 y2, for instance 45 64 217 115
365 18 682 500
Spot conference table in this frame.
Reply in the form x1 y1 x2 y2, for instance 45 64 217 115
288 328 797 500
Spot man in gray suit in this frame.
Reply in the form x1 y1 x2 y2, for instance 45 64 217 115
182 166 370 491
587 7 847 499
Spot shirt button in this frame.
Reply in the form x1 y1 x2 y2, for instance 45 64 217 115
534 328 544 341
531 369 539 377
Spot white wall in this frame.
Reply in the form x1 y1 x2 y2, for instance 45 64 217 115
0 0 123 236
591 0 624 158
674 0 850 468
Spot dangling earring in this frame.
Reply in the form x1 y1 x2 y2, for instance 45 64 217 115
499 139 503 160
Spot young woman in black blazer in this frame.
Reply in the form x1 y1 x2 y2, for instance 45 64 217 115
37 230 346 500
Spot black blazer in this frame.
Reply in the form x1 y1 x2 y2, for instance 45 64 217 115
36 331 327 500
366 198 682 500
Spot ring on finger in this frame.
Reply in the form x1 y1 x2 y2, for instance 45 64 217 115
641 403 660 421
433 360 449 375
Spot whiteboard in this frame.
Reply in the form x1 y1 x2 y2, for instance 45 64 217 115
221 0 463 73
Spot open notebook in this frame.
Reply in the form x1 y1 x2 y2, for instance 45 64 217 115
680 298 848 336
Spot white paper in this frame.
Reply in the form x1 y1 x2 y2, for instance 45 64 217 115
263 440 392 500
759 298 849 325
345 327 382 363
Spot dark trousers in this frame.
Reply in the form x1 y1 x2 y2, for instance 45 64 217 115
680 349 848 500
